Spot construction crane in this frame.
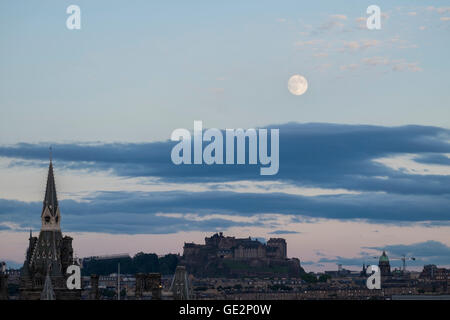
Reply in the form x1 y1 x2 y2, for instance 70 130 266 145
400 255 416 272
372 254 416 272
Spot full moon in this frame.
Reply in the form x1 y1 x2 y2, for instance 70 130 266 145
288 74 308 96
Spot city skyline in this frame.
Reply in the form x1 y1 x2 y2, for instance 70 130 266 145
1 151 449 272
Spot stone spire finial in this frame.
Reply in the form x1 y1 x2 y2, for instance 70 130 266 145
40 273 56 300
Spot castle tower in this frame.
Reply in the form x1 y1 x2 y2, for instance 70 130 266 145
267 238 287 259
19 158 81 300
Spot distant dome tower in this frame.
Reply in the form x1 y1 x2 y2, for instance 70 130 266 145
378 251 391 277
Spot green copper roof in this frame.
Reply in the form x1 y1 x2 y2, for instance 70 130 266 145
379 251 389 263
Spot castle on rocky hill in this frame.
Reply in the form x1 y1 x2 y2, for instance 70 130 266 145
181 232 303 277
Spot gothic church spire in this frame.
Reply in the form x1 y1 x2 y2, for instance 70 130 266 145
41 152 61 230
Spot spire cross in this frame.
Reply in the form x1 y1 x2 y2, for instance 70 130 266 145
49 146 52 162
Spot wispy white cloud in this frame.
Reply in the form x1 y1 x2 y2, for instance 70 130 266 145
340 63 359 71
314 63 332 72
316 14 349 32
373 154 450 176
389 36 418 49
362 56 390 66
427 6 450 14
313 52 328 58
0 222 29 232
294 39 323 47
339 39 380 52
425 6 450 22
361 57 422 72
330 14 347 20
391 60 422 72
355 17 366 29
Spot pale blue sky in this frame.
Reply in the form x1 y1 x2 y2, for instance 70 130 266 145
1 0 449 144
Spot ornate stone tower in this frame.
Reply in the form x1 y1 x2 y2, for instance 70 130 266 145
170 266 190 300
378 251 391 277
19 158 81 300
